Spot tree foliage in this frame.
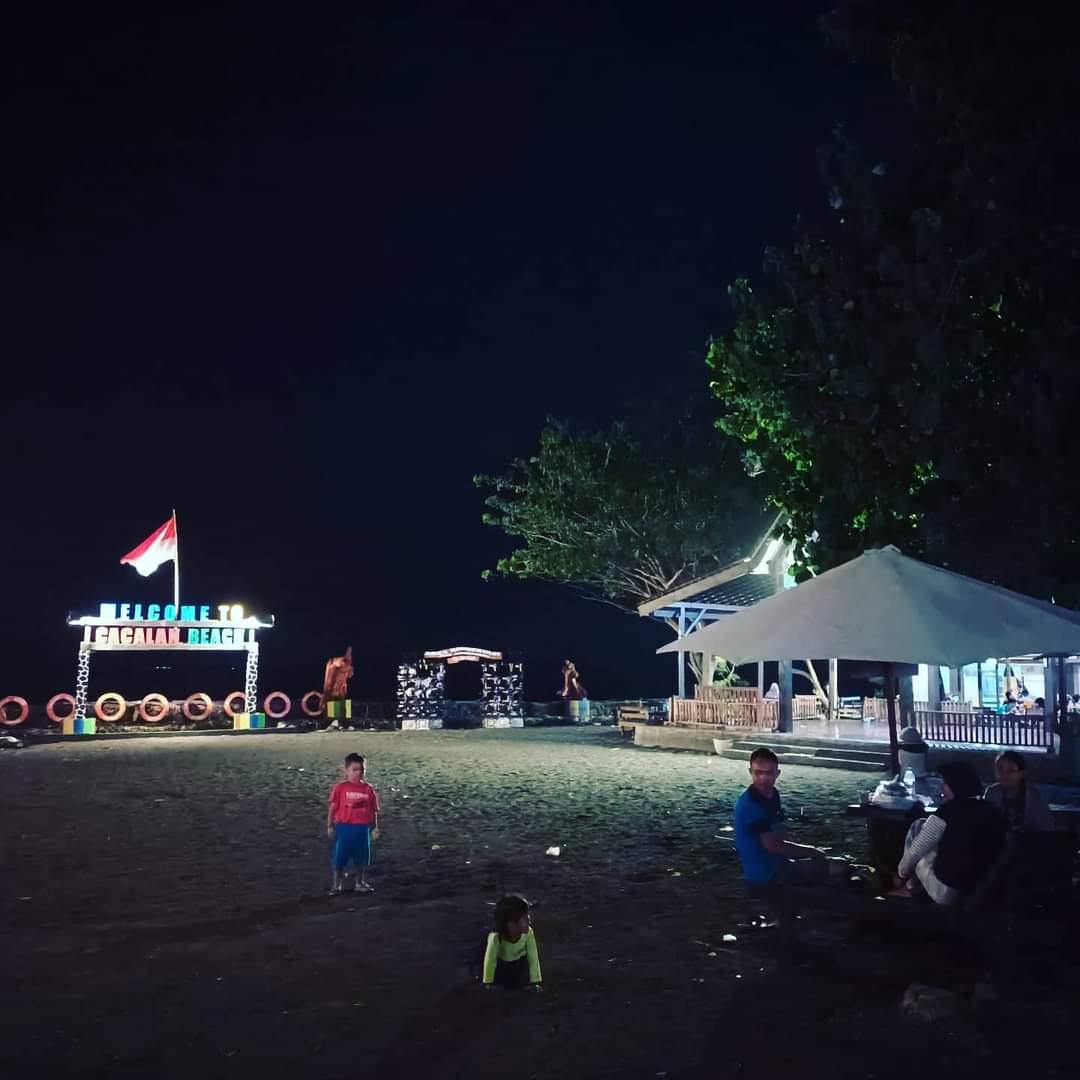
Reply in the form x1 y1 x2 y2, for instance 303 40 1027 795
707 0 1080 603
475 403 770 612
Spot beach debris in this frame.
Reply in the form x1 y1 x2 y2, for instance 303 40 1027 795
722 934 737 943
900 983 967 1023
431 844 443 851
707 952 717 957
545 846 561 857
717 825 733 832
744 915 779 930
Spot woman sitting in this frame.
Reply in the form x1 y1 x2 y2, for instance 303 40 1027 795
983 750 1055 837
891 762 1005 905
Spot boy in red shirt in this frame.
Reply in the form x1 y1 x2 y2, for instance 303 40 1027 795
326 752 380 896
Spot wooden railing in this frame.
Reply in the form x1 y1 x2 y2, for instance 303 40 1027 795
697 685 821 715
695 686 758 703
673 687 822 729
914 708 1055 748
861 697 895 721
671 695 778 730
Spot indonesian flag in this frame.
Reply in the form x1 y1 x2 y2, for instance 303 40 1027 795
120 515 178 577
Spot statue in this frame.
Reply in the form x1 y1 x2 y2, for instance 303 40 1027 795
323 646 354 702
558 660 587 701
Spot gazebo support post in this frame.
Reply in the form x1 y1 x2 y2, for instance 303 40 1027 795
778 659 793 733
677 608 686 699
884 661 900 777
950 667 964 702
927 665 942 710
1057 655 1068 732
828 657 839 723
899 675 915 729
1053 655 1074 776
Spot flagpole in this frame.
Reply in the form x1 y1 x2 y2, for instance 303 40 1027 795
172 509 180 611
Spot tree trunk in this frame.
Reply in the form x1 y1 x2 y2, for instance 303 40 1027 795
792 659 829 706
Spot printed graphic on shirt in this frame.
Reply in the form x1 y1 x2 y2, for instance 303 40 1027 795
330 782 379 825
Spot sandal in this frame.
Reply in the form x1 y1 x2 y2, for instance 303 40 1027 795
328 885 343 896
356 882 375 893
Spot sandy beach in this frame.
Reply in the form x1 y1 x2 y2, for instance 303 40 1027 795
2 727 1076 1079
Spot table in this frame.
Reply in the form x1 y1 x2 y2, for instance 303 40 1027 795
845 802 927 877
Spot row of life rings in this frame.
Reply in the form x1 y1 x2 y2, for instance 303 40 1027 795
0 691 330 725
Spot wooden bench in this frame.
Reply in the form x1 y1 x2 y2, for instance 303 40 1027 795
615 701 650 737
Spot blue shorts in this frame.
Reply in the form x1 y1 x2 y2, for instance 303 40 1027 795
332 823 371 870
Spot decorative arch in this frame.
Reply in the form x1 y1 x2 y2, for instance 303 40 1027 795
397 646 523 730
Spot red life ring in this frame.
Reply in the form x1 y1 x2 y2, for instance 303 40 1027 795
138 693 171 723
301 690 324 717
0 696 29 726
222 691 247 719
264 691 291 719
95 692 127 722
46 693 77 724
182 692 213 721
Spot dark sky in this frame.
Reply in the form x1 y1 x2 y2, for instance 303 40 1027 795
2 3 895 703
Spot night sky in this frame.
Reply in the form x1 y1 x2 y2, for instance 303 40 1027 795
3 3 896 703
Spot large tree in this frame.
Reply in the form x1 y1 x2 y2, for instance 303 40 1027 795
475 402 771 613
707 0 1080 603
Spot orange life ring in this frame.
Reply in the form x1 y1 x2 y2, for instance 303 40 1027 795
264 691 291 719
46 693 77 724
301 690 324 717
95 692 127 722
0 695 29 726
222 691 247 719
182 692 213 721
138 693 171 723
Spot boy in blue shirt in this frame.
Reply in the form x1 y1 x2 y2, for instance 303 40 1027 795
734 747 829 886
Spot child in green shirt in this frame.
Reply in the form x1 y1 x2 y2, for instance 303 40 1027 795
482 894 542 991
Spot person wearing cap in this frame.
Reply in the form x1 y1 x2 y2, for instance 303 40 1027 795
891 761 1005 905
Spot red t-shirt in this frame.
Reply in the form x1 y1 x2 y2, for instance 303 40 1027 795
329 781 379 825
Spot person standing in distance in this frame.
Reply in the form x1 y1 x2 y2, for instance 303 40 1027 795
326 752 380 895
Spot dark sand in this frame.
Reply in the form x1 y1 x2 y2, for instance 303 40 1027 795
2 728 1076 1079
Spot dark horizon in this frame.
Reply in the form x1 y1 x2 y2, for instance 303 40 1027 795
2 3 899 704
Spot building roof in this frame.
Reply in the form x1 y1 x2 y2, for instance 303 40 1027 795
637 516 789 620
689 573 779 608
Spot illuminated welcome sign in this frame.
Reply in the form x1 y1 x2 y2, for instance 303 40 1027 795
68 603 274 650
